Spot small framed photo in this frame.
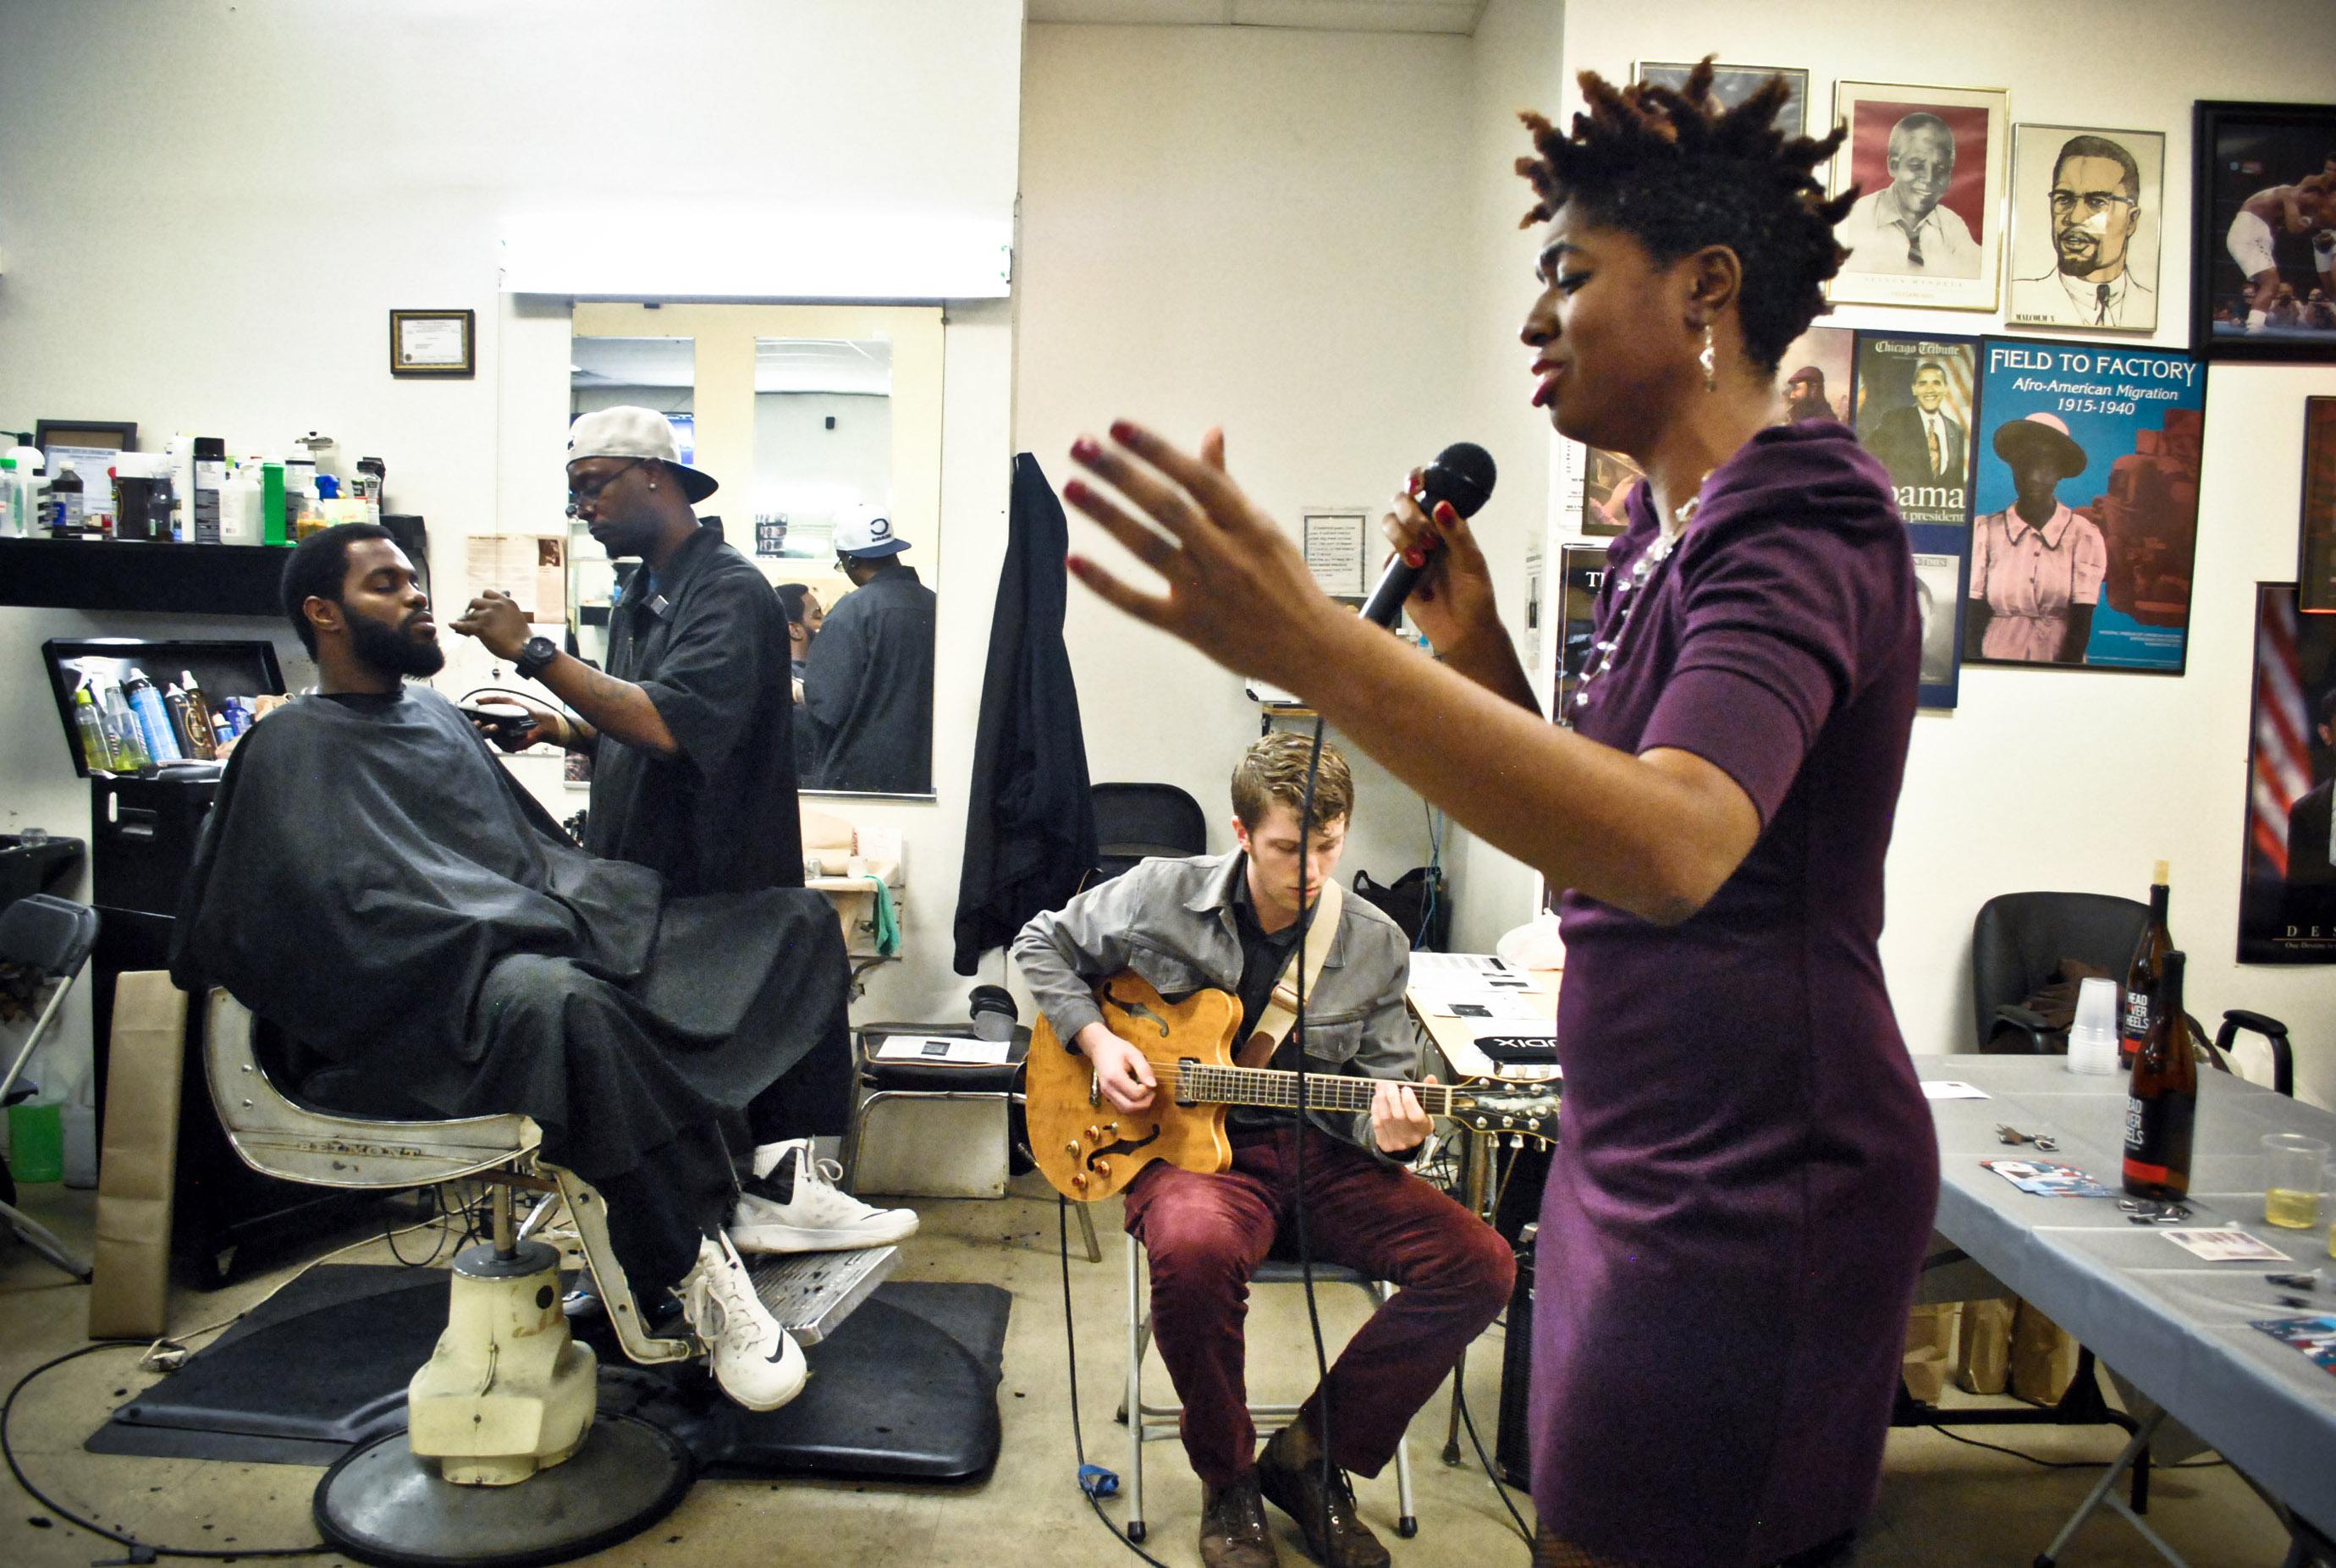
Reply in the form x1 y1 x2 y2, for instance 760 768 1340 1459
2192 101 2336 362
34 419 137 454
2004 124 2166 335
390 308 476 377
1829 80 2009 311
1633 60 1807 137
2304 398 2336 613
35 420 137 525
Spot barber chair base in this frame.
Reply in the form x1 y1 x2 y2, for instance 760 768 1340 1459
406 1241 598 1485
315 1411 691 1568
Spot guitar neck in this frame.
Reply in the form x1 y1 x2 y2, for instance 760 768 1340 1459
1173 1061 1454 1117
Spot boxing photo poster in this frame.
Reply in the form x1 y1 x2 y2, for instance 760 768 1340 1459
1828 81 2008 311
2192 101 2336 363
1967 338 2206 673
2237 585 2336 963
1634 60 1807 136
1851 332 1979 707
2004 123 2166 335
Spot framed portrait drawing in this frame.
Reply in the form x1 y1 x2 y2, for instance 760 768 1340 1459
2304 398 2336 614
1634 60 1806 136
1966 337 2205 674
2237 584 2336 961
1828 81 2008 311
2192 102 2336 362
2004 124 2165 335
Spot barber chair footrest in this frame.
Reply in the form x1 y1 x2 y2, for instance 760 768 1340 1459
314 1411 692 1568
745 1244 899 1346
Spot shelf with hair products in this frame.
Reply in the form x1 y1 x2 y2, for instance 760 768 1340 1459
0 515 427 617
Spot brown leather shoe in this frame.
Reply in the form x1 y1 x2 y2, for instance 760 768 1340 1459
1200 1472 1279 1568
1255 1422 1391 1568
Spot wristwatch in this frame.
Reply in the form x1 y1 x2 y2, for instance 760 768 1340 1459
514 635 560 682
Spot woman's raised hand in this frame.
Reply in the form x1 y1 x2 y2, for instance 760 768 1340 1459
1063 421 1354 694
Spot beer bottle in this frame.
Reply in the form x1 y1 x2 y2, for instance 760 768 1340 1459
2118 861 2173 1068
2121 948 2196 1201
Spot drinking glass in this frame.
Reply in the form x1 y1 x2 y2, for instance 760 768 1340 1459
2261 1133 2331 1230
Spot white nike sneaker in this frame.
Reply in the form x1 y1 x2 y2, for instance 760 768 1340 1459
679 1233 807 1411
729 1138 920 1254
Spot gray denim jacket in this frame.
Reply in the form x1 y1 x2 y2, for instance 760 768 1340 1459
1011 850 1422 1156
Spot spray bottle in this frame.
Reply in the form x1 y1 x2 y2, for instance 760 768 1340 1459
100 680 151 772
123 672 184 763
72 681 113 773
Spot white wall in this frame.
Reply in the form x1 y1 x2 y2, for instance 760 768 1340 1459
0 0 1024 1070
752 391 893 559
1014 20 1479 905
1552 0 2336 1103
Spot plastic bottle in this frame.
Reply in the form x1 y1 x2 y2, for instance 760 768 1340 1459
191 437 227 543
0 457 22 536
167 435 197 543
261 460 289 546
100 680 150 771
44 459 85 538
179 671 219 761
219 463 263 545
72 680 113 773
164 684 200 757
355 456 386 524
124 672 185 763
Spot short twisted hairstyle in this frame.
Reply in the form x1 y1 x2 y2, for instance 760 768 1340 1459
1517 58 1854 372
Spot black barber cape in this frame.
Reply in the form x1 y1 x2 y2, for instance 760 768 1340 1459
592 522 806 896
170 688 848 1170
951 454 1096 973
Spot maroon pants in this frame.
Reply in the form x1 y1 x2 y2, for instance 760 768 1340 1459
1121 1122 1515 1488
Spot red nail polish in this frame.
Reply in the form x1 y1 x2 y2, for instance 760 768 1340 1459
1072 437 1099 460
1109 419 1138 443
1402 547 1428 569
1435 501 1457 524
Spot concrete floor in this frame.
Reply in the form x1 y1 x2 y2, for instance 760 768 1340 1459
0 1175 2303 1568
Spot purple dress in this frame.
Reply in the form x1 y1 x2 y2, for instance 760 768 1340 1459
1530 423 1939 1565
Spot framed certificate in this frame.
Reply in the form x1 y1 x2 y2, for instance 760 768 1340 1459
390 308 476 377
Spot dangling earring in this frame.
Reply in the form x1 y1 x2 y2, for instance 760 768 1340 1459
1700 324 1718 393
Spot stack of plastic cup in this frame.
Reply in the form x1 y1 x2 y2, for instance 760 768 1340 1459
2066 977 2122 1075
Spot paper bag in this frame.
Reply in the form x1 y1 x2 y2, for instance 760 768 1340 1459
2008 1299 2080 1405
87 973 187 1340
1954 1296 2015 1395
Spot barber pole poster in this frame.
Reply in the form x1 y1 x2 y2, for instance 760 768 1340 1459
2238 585 2336 962
1966 338 2206 672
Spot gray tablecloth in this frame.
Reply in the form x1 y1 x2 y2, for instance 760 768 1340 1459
1914 1055 2336 1535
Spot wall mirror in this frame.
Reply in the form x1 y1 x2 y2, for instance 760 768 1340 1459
568 303 944 798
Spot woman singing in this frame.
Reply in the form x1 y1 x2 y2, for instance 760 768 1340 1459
1061 61 1934 1568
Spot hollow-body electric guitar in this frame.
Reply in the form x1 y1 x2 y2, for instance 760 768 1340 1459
1026 971 1561 1202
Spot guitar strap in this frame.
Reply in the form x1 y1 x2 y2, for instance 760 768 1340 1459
1237 878 1344 1069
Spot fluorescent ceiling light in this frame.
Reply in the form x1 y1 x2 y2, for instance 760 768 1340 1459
502 208 1012 300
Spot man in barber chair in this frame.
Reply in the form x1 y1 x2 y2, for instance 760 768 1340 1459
172 523 862 1411
1014 736 1513 1568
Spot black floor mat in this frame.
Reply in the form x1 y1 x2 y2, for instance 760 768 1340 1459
89 1263 1010 1482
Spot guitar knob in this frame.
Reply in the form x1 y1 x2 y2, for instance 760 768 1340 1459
1085 1125 1104 1143
1065 1140 1083 1156
1071 1173 1088 1191
1091 1158 1112 1180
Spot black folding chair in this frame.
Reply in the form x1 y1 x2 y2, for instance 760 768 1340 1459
0 894 102 1281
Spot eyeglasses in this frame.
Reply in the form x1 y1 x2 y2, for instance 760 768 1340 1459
2048 191 2138 217
565 458 645 515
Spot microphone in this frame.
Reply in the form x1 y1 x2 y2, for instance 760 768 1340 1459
1358 441 1496 629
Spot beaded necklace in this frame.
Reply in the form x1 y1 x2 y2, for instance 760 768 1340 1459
1567 476 1710 723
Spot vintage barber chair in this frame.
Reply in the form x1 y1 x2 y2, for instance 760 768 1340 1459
203 987 699 1565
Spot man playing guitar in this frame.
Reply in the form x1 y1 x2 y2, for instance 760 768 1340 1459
1014 735 1514 1568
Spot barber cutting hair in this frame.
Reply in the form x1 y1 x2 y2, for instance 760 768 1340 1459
456 407 912 1270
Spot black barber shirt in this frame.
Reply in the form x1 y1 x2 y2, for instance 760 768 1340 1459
588 523 805 894
802 563 936 793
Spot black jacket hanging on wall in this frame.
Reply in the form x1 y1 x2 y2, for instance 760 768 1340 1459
951 454 1098 974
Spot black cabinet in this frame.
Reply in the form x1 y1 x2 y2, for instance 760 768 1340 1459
88 776 384 1287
